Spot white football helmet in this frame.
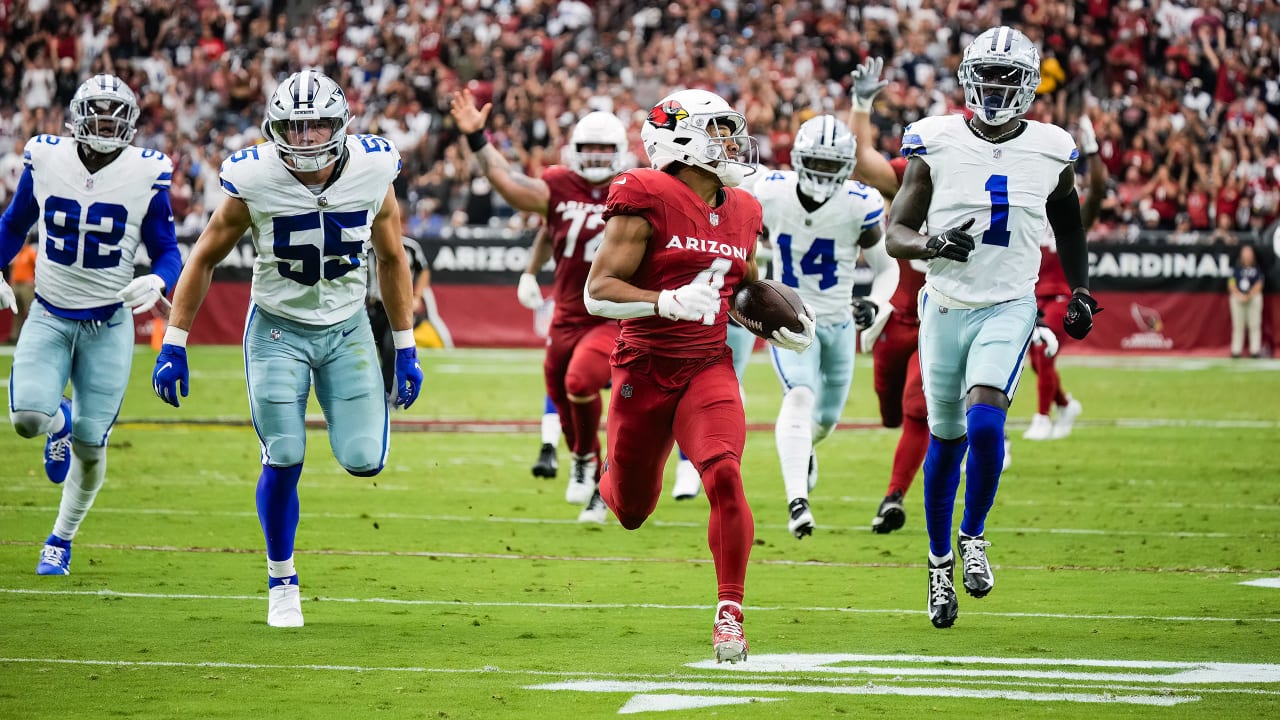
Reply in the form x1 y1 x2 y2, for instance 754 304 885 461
564 111 628 184
67 74 140 154
262 69 352 172
641 89 758 187
791 115 856 203
958 26 1041 125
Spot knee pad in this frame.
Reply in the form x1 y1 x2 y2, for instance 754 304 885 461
10 409 52 439
779 386 815 418
264 436 306 468
338 438 385 477
812 422 835 445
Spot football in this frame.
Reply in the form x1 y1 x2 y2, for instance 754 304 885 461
730 279 806 339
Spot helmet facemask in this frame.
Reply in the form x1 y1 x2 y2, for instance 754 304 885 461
690 116 759 187
266 117 349 172
642 90 759 188
960 61 1038 125
262 70 351 173
567 144 624 184
70 95 139 154
794 153 853 202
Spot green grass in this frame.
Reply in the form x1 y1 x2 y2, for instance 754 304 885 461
1 346 1278 719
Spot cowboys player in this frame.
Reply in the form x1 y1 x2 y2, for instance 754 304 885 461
0 74 181 575
886 27 1099 628
752 114 896 539
151 70 423 627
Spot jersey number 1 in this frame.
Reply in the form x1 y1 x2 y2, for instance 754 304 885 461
983 174 1011 247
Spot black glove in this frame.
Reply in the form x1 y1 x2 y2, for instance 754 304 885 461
1063 290 1102 340
851 297 878 330
924 218 976 261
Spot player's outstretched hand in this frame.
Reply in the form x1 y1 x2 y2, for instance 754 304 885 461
770 303 816 353
1030 324 1060 358
850 56 888 112
925 218 976 262
152 344 189 407
657 283 720 323
118 274 166 315
517 272 543 310
1063 290 1101 340
394 347 424 409
0 277 15 312
851 297 878 330
449 88 492 135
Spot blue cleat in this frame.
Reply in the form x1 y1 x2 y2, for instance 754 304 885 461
44 399 72 484
36 534 72 575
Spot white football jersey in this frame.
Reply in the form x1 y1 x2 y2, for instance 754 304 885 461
901 114 1076 307
752 170 885 324
219 134 401 325
23 134 173 309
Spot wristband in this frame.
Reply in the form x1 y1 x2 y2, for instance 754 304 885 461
392 329 415 350
465 130 488 153
162 327 189 348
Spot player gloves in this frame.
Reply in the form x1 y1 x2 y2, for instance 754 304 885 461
1063 290 1101 340
152 344 190 407
925 218 976 262
657 283 720 323
849 56 888 113
769 303 816 353
851 297 878 330
517 272 543 310
394 347 423 409
1078 113 1099 155
0 277 15 312
117 274 167 315
1030 324 1059 358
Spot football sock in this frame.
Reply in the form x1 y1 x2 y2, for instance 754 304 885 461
540 406 560 447
702 456 752 606
51 441 106 541
889 414 930 496
268 556 297 582
960 403 1007 537
775 387 815 502
568 395 602 457
923 434 967 557
256 463 303 562
1031 345 1060 415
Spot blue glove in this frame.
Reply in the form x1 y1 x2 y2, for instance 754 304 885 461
153 344 190 407
394 347 423 409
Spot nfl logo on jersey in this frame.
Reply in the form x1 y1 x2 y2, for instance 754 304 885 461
992 148 1002 159
709 212 719 227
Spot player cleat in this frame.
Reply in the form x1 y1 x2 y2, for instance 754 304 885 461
531 443 558 478
565 453 597 505
672 458 701 500
577 487 608 524
44 398 73 484
806 451 818 491
1023 413 1053 440
712 603 748 663
1050 396 1083 439
928 553 958 629
958 533 994 598
36 534 72 575
871 490 906 534
787 498 814 539
267 575 304 627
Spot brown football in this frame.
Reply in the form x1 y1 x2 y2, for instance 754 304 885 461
730 279 805 339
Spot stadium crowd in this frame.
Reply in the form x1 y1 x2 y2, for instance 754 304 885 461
0 0 1277 245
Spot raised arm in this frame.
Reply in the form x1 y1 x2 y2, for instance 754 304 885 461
450 88 550 215
847 56 899 200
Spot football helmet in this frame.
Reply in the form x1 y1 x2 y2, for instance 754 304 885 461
67 75 140 154
641 89 758 187
564 111 628 184
791 115 856 203
262 70 351 172
958 26 1041 125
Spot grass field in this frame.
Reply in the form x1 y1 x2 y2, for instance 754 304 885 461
1 345 1278 719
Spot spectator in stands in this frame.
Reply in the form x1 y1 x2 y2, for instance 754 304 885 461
1229 243 1265 358
5 237 36 343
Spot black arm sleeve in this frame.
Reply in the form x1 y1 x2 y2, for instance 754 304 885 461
1047 188 1089 291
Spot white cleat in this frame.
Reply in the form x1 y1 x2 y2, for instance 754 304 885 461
672 459 701 500
787 498 815 539
1050 397 1083 439
565 453 597 505
267 583 304 627
1023 413 1053 440
577 488 608 524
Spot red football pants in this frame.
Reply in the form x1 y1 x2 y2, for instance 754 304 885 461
543 321 617 455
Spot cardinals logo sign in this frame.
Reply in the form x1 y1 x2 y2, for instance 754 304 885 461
1121 302 1173 350
647 100 688 130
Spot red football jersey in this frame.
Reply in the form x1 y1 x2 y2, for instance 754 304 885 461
1036 244 1071 298
603 168 763 358
542 165 612 331
889 258 926 323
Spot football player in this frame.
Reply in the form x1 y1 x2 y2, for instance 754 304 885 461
752 114 896 539
152 70 423 627
886 28 1099 629
0 75 181 576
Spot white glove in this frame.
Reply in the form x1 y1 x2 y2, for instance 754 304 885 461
516 272 543 310
769 303 816 353
1031 325 1059 358
657 283 720 323
116 274 166 315
0 276 15 312
850 56 888 112
1078 113 1099 156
